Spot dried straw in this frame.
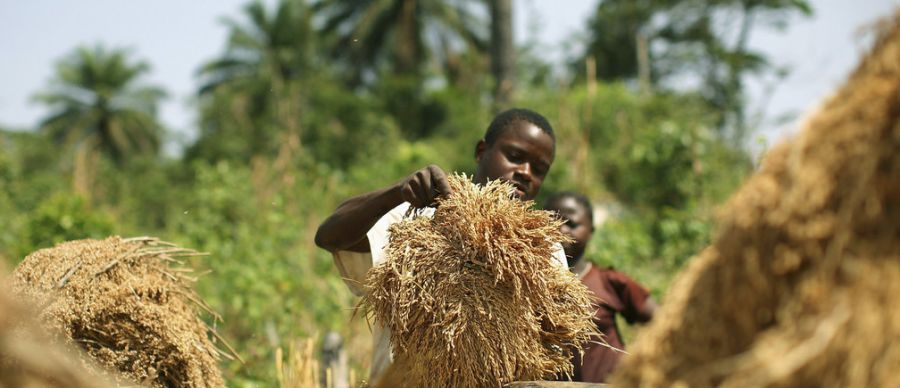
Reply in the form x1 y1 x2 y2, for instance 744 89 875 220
11 236 227 387
363 174 596 387
275 338 319 388
611 10 900 388
0 272 114 388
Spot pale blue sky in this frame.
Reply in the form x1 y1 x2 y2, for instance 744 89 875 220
1 0 898 148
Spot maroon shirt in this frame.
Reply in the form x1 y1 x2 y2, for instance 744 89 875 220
573 264 652 383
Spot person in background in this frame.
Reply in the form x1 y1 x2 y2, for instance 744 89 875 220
543 191 658 383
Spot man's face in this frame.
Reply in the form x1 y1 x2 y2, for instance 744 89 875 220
474 120 555 200
546 197 593 266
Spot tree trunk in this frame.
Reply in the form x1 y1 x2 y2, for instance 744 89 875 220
490 0 515 112
395 0 420 75
727 2 758 144
636 32 651 93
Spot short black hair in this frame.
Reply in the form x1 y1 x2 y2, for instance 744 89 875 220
483 108 555 146
543 191 593 224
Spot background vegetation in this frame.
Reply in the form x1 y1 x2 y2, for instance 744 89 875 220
0 0 811 385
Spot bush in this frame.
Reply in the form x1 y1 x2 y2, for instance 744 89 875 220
17 193 114 261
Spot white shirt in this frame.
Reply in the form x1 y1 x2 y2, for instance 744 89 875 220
331 202 568 383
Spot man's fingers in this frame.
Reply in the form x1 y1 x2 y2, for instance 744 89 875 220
403 165 452 208
400 184 422 208
429 166 453 199
411 174 430 207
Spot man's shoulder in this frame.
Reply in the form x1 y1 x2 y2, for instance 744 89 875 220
594 267 632 283
585 264 631 285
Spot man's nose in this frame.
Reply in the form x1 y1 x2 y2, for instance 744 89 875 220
514 163 533 181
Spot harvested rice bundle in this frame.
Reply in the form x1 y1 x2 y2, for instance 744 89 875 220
0 274 113 388
11 236 229 387
363 174 595 387
611 11 900 388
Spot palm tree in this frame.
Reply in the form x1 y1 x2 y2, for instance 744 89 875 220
194 0 314 159
34 45 166 163
198 0 314 95
314 0 487 85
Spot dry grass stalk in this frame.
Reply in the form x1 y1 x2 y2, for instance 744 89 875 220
276 336 351 388
611 10 900 388
276 338 319 388
11 236 227 387
363 174 596 387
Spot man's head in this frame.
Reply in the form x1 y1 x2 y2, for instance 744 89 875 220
474 108 556 200
543 192 594 267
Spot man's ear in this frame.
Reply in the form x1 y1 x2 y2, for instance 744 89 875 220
474 139 487 161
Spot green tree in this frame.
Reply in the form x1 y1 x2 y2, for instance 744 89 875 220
33 45 166 163
579 0 657 82
192 0 316 161
577 0 812 143
314 0 488 139
315 0 486 83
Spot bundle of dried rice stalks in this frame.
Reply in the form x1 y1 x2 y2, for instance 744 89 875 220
0 273 112 388
611 11 900 388
11 236 230 387
363 174 596 387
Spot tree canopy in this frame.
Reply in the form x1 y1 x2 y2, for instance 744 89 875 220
34 45 166 163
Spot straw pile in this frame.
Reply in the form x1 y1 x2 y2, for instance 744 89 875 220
10 236 228 387
611 12 900 388
363 174 596 387
0 273 112 388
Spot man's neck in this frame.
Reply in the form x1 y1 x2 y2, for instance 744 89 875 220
570 259 590 276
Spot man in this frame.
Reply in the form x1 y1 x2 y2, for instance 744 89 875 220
543 192 658 383
314 108 567 383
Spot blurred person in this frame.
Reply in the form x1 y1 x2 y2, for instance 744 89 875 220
315 108 567 384
543 191 658 383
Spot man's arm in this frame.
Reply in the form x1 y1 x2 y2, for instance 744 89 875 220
314 165 452 253
315 185 404 253
609 270 656 324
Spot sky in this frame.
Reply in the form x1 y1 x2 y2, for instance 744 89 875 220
1 0 898 149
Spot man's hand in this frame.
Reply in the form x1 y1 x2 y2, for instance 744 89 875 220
316 164 452 253
397 165 453 208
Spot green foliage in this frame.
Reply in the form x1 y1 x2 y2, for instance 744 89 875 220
597 106 749 262
313 0 489 140
314 0 487 83
300 76 403 169
18 193 114 261
164 161 354 383
33 45 166 163
192 0 316 162
576 0 813 142
521 83 751 269
0 130 69 264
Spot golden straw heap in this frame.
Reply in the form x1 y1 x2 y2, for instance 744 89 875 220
612 11 900 388
363 174 596 387
11 236 228 387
